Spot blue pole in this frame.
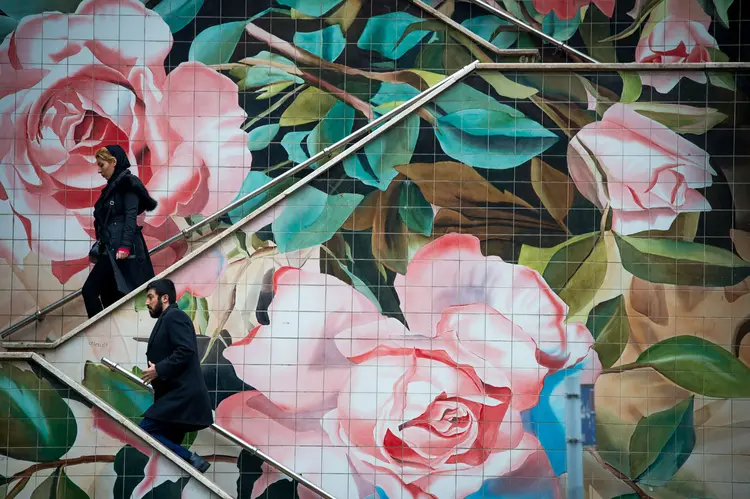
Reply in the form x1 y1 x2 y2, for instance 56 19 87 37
565 371 584 499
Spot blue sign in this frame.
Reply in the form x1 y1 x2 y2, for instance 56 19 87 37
581 383 596 446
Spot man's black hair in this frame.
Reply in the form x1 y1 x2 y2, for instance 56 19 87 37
147 278 177 305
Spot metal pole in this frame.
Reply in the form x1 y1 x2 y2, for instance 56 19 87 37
565 371 584 499
0 60 479 341
477 61 750 70
101 358 336 499
465 0 599 63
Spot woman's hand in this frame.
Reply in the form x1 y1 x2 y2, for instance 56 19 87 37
116 248 130 260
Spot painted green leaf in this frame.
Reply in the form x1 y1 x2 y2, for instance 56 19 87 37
113 445 148 499
479 72 539 100
0 0 81 19
321 244 383 312
704 46 735 91
0 16 18 40
398 181 433 237
579 2 617 62
281 131 311 164
460 15 517 49
435 108 558 170
357 12 431 60
630 103 727 134
82 361 151 423
247 123 280 151
152 0 205 33
633 336 750 398
279 87 338 126
542 232 607 316
277 0 343 17
619 72 642 103
273 187 364 253
255 81 295 100
293 25 346 62
587 295 630 368
614 233 750 287
370 82 420 108
231 52 304 89
629 397 695 485
517 232 595 274
188 20 247 66
542 10 580 41
307 101 354 159
712 0 734 28
30 466 89 499
0 363 77 462
345 114 420 190
433 83 524 116
228 171 293 224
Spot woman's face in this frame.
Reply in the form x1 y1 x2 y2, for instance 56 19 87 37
97 158 116 180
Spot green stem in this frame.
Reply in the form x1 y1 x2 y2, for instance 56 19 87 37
263 159 292 174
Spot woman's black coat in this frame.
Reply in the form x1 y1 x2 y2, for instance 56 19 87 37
144 304 214 429
92 170 157 294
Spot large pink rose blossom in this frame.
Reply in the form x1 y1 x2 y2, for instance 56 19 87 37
636 0 719 93
0 0 252 282
533 0 615 20
217 234 591 498
568 103 715 235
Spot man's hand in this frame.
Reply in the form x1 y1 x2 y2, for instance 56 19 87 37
141 361 158 384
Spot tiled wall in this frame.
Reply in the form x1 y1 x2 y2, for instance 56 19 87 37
2 0 750 498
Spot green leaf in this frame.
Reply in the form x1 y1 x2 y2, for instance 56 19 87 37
273 187 364 253
619 72 642 103
435 108 558 170
82 362 152 423
277 0 343 16
188 20 247 66
0 363 77 462
113 446 148 499
358 12 431 60
279 87 338 126
614 233 750 287
151 0 205 33
479 72 538 100
247 123 280 151
398 181 433 236
307 101 354 160
629 397 695 484
632 336 750 398
587 295 630 368
232 52 304 89
601 0 662 42
630 103 727 134
542 10 580 41
321 244 383 312
228 171 293 224
704 46 736 91
579 3 617 62
530 157 574 230
712 0 734 28
0 16 18 40
345 114 420 190
30 467 89 499
281 131 311 164
293 25 346 62
0 0 81 19
370 82 420 108
460 15 517 49
195 298 210 335
517 232 595 274
177 291 197 322
542 233 607 317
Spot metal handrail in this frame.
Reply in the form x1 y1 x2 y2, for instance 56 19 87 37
101 357 336 499
0 62 474 341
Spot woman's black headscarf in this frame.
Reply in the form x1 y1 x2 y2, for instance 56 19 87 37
105 144 131 182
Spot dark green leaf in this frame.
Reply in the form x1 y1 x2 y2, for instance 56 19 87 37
614 233 750 287
293 25 346 62
82 361 152 423
0 0 81 19
188 20 247 66
460 15 517 49
307 101 354 163
629 397 695 485
579 3 616 62
704 47 735 91
0 16 18 40
152 0 205 33
630 103 727 134
587 295 630 368
633 336 750 398
113 446 148 499
712 0 734 28
272 187 363 253
228 172 293 224
600 0 662 42
398 181 433 237
276 0 343 16
0 363 77 462
247 124 280 151
357 12 431 60
30 467 89 499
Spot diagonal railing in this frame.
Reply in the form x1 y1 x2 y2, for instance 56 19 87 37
100 357 336 499
0 60 480 341
1 59 481 347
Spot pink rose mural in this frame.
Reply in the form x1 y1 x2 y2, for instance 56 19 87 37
0 0 252 284
568 103 715 235
636 0 719 93
533 0 615 20
216 234 592 498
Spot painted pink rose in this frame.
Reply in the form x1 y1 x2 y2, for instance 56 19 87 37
568 103 715 235
217 234 591 498
171 247 228 300
636 0 719 93
533 0 615 20
0 0 252 282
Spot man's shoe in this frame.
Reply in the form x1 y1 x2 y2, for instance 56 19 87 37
188 452 210 473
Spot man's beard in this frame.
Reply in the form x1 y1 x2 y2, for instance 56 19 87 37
147 300 163 319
